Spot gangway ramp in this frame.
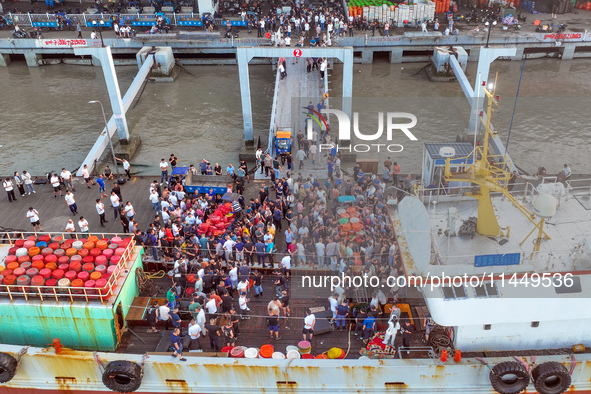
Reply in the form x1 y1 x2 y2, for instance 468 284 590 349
255 60 326 181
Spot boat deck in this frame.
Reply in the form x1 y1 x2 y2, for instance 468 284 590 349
0 174 435 359
428 180 591 274
118 274 431 359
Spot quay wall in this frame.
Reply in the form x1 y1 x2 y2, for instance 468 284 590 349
1 32 590 66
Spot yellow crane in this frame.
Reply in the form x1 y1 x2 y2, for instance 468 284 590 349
443 80 551 246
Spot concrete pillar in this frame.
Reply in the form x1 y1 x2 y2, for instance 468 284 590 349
91 55 102 66
389 48 404 64
361 49 373 64
468 46 480 62
341 48 354 122
513 46 525 61
0 53 11 67
236 49 254 145
75 46 130 143
24 51 42 67
561 45 575 60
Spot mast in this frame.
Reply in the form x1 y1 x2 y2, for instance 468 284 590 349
443 82 550 241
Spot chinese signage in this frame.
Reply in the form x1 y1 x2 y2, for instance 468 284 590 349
42 39 88 47
543 33 583 40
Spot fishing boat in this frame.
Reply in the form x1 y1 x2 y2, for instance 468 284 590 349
1 85 591 394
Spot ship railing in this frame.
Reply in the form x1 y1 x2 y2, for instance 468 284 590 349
0 231 130 246
430 242 580 266
0 234 136 304
445 148 512 182
418 180 535 204
565 177 591 195
519 177 591 203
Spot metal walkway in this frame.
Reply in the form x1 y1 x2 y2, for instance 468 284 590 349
255 59 328 181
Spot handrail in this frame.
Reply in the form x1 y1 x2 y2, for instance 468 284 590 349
267 66 281 156
0 240 137 304
7 12 246 28
565 177 591 194
0 231 132 246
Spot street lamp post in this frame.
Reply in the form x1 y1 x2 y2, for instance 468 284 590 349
91 20 105 47
485 20 497 48
89 100 120 177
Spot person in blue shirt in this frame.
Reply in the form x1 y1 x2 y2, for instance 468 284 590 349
171 327 186 361
273 208 282 231
170 307 182 329
265 240 275 269
96 174 107 199
226 164 235 177
316 101 324 113
199 159 208 175
362 315 376 341
234 238 244 261
327 160 334 177
255 241 266 266
199 235 208 257
205 163 213 175
336 299 349 331
357 169 365 186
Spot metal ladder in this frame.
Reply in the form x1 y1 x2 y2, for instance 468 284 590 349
353 285 370 303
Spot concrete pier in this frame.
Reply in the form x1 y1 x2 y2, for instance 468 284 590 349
0 53 10 67
1 29 591 68
75 50 155 177
23 52 42 67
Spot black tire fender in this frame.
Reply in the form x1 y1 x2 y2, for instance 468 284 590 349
489 361 530 394
532 361 571 394
102 360 142 393
0 353 17 383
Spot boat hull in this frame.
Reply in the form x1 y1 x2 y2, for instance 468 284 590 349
1 344 590 393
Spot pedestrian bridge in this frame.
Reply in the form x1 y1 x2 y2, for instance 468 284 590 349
234 47 353 181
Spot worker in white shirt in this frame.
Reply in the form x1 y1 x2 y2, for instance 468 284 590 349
78 216 89 234
188 319 203 351
116 157 132 180
65 219 76 239
26 207 43 232
81 164 94 188
65 190 78 215
96 198 108 227
124 201 135 221
3 178 16 202
159 158 169 184
110 191 121 219
22 171 36 195
50 173 62 198
61 168 75 192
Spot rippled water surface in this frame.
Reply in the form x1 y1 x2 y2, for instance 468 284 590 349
0 58 590 176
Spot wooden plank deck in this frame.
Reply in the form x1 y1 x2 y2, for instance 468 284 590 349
120 274 429 359
126 296 151 322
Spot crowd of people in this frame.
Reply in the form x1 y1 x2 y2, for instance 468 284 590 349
7 127 415 359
